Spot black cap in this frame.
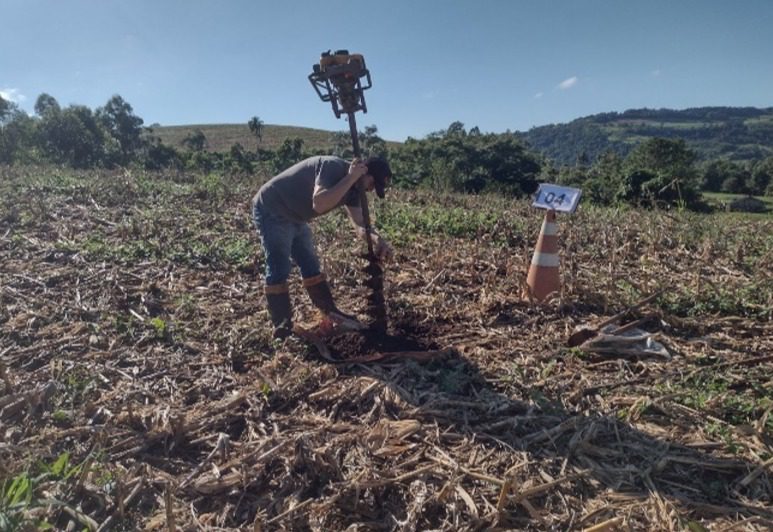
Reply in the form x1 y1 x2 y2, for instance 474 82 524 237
365 156 391 199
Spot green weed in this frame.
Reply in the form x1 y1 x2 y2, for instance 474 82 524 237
705 422 742 454
149 317 167 337
1 471 38 531
260 383 272 398
174 294 197 319
540 359 557 380
221 237 254 267
376 202 501 244
659 285 772 320
193 172 228 201
666 371 773 441
0 452 84 530
51 410 71 425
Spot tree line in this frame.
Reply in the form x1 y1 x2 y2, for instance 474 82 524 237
2 94 772 210
0 93 387 177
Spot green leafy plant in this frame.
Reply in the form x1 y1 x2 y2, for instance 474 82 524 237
0 452 81 530
0 472 34 530
149 317 167 337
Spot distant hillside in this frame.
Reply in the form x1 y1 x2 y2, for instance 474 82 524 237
518 106 773 165
149 123 338 152
150 106 773 166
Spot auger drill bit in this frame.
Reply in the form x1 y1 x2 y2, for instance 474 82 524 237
362 245 386 333
352 117 388 335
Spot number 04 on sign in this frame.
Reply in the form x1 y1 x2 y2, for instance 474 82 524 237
532 183 582 213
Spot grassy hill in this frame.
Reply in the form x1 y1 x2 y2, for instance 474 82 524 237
149 123 338 152
150 122 403 154
519 106 773 165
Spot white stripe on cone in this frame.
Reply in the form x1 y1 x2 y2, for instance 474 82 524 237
531 252 560 267
541 222 558 236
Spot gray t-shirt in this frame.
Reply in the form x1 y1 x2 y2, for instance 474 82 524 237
253 156 360 223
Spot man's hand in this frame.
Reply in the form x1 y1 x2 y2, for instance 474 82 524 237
371 233 394 262
348 158 368 184
353 226 393 262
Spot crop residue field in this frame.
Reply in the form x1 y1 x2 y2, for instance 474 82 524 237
1 167 772 530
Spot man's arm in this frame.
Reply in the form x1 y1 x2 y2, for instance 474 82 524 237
345 205 394 261
345 204 369 236
312 159 366 214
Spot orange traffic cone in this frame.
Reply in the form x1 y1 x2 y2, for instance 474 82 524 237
523 209 561 303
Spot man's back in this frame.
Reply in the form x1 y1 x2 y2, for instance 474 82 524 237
254 156 355 222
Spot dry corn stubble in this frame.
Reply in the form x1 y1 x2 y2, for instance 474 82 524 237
1 168 772 531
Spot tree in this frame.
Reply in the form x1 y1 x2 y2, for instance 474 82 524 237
360 125 387 157
581 151 624 204
5 92 160 168
36 105 106 167
182 129 208 152
227 142 254 174
479 134 540 195
143 136 181 170
698 159 752 194
749 157 773 196
247 116 264 152
1 98 33 164
331 125 386 158
621 138 702 208
446 121 466 137
272 137 304 173
34 93 60 116
0 95 13 122
97 95 144 165
624 138 697 177
702 160 739 192
720 166 751 194
388 124 541 195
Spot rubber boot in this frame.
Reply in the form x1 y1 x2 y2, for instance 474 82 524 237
303 274 357 320
265 283 293 339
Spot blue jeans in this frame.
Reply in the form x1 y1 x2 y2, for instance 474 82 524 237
253 202 321 285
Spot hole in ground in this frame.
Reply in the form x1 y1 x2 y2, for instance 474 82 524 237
325 314 439 359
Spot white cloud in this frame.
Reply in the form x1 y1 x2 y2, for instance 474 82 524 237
534 92 544 99
0 88 27 103
651 69 662 77
557 76 578 90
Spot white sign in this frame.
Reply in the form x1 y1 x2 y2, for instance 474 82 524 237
531 183 582 213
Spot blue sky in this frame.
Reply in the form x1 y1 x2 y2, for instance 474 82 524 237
2 0 772 141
